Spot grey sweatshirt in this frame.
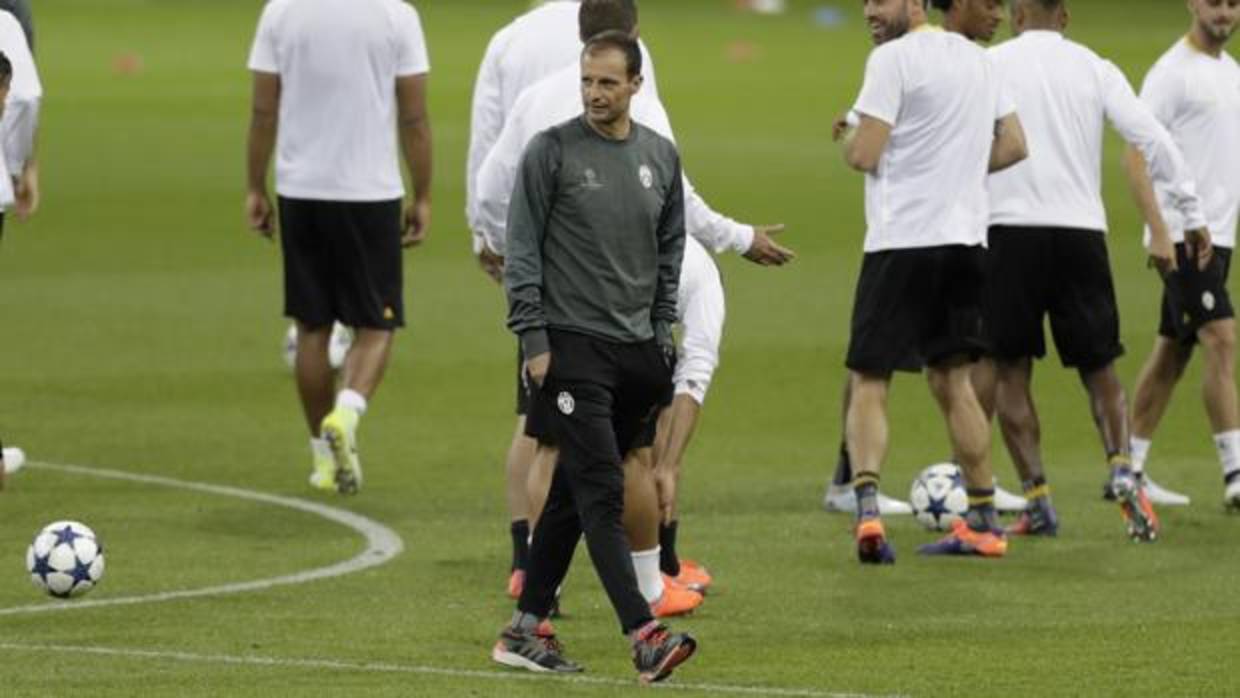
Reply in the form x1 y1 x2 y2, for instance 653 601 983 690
505 116 685 358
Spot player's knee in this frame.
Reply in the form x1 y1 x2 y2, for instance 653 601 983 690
1199 321 1236 363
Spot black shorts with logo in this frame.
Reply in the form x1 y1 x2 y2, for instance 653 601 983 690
1159 243 1234 345
524 330 672 453
278 196 404 330
846 244 987 374
986 226 1123 371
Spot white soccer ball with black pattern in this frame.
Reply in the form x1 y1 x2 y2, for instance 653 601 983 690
282 322 353 370
909 463 968 531
26 520 105 598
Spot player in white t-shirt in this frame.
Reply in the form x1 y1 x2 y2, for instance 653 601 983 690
823 0 1011 519
0 10 42 490
983 0 1209 542
839 0 1027 563
1124 0 1240 510
245 0 432 494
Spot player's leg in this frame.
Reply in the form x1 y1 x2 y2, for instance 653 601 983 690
1125 242 1200 505
995 357 1057 535
623 447 702 616
1197 317 1240 507
504 349 537 598
320 198 405 494
917 245 1005 557
277 197 343 491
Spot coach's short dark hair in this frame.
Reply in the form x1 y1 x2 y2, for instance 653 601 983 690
0 51 11 83
929 0 953 10
582 30 643 79
579 0 638 43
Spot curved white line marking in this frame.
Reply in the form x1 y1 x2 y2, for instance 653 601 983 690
0 461 403 616
0 643 902 698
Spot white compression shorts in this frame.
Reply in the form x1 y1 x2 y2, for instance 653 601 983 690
674 236 725 405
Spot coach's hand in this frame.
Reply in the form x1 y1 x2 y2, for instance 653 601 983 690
1148 224 1177 276
246 190 275 239
1185 228 1213 271
743 224 795 266
403 198 431 248
525 351 551 388
477 247 505 284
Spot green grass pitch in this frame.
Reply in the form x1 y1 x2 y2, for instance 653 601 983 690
0 1 1237 695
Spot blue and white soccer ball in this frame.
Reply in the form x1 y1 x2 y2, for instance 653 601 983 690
909 463 968 531
26 520 105 599
282 322 353 370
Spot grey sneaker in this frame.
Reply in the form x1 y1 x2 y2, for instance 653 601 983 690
632 622 696 684
491 625 582 674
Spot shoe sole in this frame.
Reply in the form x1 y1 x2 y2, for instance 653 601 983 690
322 423 361 495
491 644 581 674
1114 482 1157 542
639 637 697 685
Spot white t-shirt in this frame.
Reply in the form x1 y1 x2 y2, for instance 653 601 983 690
465 1 659 248
852 27 1012 252
247 0 430 202
473 61 751 257
0 10 40 209
988 31 1204 234
1139 38 1240 248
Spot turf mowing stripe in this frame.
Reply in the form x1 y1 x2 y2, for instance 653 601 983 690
0 461 404 616
0 642 904 698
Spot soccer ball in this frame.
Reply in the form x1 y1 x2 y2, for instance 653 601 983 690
26 520 105 599
282 322 353 370
909 463 968 531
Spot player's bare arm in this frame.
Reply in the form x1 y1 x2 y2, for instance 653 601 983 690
844 114 891 173
397 73 432 247
988 113 1028 173
245 70 280 238
1123 146 1179 274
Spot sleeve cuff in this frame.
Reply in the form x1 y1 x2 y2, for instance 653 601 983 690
520 329 550 359
733 225 756 255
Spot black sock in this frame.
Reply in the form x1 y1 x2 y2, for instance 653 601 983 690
510 520 530 571
659 521 680 577
832 440 853 486
854 472 880 520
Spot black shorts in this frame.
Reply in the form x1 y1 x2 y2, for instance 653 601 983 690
986 226 1123 370
1159 243 1234 345
846 244 987 374
524 330 672 454
278 196 404 330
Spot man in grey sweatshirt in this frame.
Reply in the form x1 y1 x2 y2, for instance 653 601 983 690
491 32 696 685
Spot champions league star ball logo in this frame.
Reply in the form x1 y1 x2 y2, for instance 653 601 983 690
557 391 576 415
638 164 653 189
1202 291 1216 312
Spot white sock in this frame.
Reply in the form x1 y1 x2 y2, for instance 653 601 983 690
1213 430 1240 481
310 437 332 460
1130 437 1152 475
631 547 664 604
336 389 368 415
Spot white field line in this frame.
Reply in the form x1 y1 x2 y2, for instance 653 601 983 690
0 463 907 698
0 642 905 698
0 461 403 616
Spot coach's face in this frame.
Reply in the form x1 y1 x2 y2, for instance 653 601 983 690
1191 0 1240 44
961 0 1005 43
581 47 642 129
863 0 914 45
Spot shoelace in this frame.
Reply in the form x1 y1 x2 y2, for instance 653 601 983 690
535 632 564 654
